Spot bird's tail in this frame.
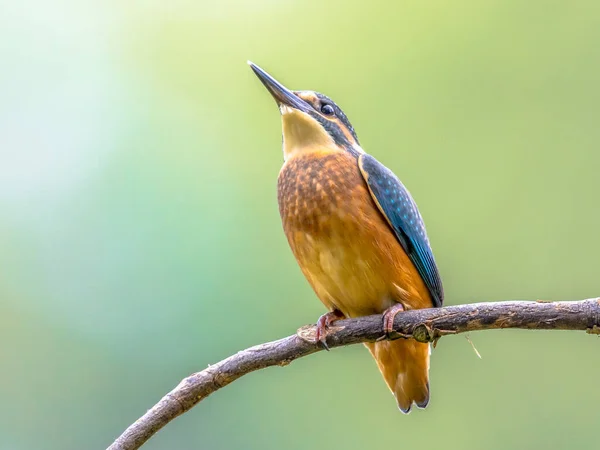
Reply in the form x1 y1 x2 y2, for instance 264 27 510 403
364 339 430 413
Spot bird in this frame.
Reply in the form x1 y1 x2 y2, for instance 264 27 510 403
248 61 444 413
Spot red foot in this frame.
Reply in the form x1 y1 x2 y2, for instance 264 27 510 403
315 310 345 350
383 303 405 337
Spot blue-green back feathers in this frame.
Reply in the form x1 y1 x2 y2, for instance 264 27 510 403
358 153 443 307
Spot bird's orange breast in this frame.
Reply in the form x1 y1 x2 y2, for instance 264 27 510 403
277 149 432 318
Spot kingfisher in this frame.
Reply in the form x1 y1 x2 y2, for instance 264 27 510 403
249 62 444 413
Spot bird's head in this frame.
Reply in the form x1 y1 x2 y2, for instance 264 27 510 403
249 61 361 160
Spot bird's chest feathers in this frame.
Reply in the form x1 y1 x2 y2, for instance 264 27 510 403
277 151 397 314
278 151 367 242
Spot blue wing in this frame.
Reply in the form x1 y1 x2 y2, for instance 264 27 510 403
358 153 444 307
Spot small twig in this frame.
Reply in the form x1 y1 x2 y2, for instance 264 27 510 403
107 298 600 450
465 334 482 359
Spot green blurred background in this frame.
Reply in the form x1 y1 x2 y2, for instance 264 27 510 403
1 0 599 449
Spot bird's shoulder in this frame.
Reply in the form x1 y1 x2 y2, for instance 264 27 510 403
358 153 444 307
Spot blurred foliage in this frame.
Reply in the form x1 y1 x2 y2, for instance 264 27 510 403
1 0 599 449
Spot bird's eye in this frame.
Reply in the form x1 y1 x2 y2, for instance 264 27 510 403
320 104 335 116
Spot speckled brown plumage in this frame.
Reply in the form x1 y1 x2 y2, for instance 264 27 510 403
278 152 358 235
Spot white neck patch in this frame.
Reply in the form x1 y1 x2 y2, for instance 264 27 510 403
280 107 335 160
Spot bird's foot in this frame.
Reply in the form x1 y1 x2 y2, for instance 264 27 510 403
381 303 405 340
315 310 345 350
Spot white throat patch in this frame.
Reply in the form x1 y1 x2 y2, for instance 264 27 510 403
279 107 335 160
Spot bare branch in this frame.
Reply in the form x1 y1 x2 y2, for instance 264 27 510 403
107 298 600 450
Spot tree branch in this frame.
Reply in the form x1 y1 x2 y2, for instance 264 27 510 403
107 299 600 450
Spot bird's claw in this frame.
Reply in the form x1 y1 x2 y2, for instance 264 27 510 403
382 303 405 340
315 310 344 350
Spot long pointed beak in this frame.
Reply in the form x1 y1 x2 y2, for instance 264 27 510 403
248 61 311 113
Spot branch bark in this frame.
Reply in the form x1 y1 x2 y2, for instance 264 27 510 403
107 299 600 450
